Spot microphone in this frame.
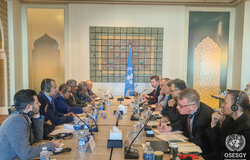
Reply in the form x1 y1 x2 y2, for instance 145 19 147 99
67 108 97 133
134 84 138 89
125 110 155 159
130 99 149 121
115 110 122 126
98 88 106 93
82 110 98 132
139 98 150 107
87 101 99 110
140 89 147 94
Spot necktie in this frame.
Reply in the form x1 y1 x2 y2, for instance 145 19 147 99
187 117 191 137
153 89 156 100
72 95 76 104
51 101 55 113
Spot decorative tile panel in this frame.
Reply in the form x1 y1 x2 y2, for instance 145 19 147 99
89 27 163 83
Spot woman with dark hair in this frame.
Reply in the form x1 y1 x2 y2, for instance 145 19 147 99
206 90 250 160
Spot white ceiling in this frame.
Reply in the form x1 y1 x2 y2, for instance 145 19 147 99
20 0 244 7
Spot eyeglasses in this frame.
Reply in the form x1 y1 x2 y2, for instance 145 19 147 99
177 103 195 108
170 89 179 92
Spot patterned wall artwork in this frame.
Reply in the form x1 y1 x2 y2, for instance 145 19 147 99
188 12 229 108
89 27 163 83
0 0 8 107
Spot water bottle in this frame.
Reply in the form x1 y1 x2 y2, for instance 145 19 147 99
107 99 111 110
143 142 154 160
147 107 151 116
132 124 137 138
223 90 227 96
40 147 50 160
78 131 87 152
99 104 104 117
83 124 89 136
219 89 222 96
93 109 98 120
73 117 81 138
102 110 107 119
132 123 141 147
124 131 131 147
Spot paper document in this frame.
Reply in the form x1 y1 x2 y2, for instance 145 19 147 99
153 129 183 135
155 134 188 142
178 142 202 153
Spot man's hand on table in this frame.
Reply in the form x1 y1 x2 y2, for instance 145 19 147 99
157 123 172 133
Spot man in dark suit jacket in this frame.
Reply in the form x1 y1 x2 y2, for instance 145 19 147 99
143 75 161 104
158 88 214 155
162 78 187 123
66 79 86 107
54 83 84 114
37 78 74 126
76 81 92 103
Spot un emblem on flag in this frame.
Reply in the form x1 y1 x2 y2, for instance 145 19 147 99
225 134 246 152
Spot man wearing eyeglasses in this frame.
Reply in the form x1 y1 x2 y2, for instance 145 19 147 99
161 78 187 123
66 79 87 108
158 88 214 155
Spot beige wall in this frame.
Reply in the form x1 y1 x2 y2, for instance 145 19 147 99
68 4 186 95
232 2 244 89
6 0 22 114
241 0 250 90
4 2 250 107
27 8 65 92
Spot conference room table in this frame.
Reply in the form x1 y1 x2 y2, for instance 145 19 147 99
42 97 204 160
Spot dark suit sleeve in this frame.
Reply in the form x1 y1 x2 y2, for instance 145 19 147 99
31 116 45 142
54 96 69 114
45 107 73 125
162 102 181 123
147 90 154 97
148 87 161 104
66 98 84 108
206 125 220 149
171 119 184 131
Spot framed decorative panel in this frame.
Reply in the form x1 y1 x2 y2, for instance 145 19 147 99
187 12 229 108
89 27 163 83
0 0 9 107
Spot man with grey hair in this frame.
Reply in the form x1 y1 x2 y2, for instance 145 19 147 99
158 88 214 155
81 80 97 100
76 81 92 103
66 79 86 107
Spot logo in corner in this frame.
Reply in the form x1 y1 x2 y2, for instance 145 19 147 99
225 134 246 152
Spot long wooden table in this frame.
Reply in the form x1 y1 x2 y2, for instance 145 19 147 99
40 97 204 160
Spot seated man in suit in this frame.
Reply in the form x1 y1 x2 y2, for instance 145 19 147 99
0 89 60 160
158 88 214 155
85 80 97 98
37 78 74 126
156 78 172 114
54 83 92 114
66 79 86 107
161 78 187 123
54 83 84 114
143 75 161 104
76 81 92 103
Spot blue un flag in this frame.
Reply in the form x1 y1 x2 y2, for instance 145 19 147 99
124 45 134 96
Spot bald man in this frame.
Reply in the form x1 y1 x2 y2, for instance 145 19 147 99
82 80 97 99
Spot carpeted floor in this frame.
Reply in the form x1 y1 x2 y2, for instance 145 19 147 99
0 115 8 124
